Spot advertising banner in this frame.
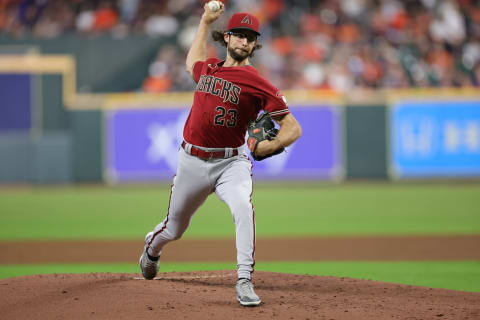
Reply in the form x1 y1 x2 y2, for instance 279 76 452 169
390 101 480 178
0 74 32 131
105 105 343 182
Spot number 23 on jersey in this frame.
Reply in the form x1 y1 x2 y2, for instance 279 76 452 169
214 106 238 127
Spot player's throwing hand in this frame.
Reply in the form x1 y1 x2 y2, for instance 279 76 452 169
202 1 225 24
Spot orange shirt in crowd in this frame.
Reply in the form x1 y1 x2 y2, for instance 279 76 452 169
93 8 118 31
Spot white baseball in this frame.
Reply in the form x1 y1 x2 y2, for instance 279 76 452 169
208 1 221 12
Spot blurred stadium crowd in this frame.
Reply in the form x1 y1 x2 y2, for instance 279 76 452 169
1 0 480 92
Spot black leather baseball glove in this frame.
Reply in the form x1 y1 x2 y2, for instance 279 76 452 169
247 112 284 161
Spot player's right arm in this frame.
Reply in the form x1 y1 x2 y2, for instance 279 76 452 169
186 2 225 79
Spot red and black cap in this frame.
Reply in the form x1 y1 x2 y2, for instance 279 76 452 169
226 12 260 36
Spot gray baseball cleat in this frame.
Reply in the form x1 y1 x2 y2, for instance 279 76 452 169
235 278 261 306
139 232 160 280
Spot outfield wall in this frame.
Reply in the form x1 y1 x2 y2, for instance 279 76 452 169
104 105 343 182
1 53 479 183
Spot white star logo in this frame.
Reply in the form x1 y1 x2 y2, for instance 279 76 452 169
146 111 189 171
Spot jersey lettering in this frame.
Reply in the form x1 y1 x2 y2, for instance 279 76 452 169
211 77 222 96
220 80 232 102
195 75 241 105
204 76 213 93
196 75 206 92
229 85 241 105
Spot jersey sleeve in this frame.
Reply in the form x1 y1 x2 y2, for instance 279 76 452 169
192 60 205 83
256 79 290 117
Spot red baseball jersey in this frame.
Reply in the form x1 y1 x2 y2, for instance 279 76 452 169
183 57 290 148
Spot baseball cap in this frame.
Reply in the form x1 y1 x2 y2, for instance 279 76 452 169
226 12 260 36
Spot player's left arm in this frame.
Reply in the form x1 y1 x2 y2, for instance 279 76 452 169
255 113 302 157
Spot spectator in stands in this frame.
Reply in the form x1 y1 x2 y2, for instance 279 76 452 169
1 0 479 91
92 0 118 32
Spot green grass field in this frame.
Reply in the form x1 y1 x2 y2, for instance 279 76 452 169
1 182 479 240
1 182 479 291
1 261 479 292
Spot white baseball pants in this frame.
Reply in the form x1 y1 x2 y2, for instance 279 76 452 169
146 147 256 280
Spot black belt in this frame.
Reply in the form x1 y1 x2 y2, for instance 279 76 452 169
181 141 239 160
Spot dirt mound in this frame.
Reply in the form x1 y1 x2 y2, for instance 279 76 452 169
1 271 479 320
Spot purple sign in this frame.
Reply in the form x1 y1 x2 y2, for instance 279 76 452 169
105 109 189 181
253 106 342 179
105 106 342 182
0 74 32 131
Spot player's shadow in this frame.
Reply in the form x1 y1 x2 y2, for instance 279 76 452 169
156 276 328 295
156 277 233 289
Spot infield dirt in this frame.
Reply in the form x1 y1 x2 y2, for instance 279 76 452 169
1 235 480 263
1 271 480 319
1 235 480 319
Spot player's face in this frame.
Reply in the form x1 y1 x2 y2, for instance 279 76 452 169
225 30 257 62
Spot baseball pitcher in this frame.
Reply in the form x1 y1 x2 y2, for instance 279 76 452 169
139 1 302 307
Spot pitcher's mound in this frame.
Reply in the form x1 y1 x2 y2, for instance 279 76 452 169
1 271 479 319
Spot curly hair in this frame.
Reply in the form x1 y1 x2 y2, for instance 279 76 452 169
211 30 262 58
